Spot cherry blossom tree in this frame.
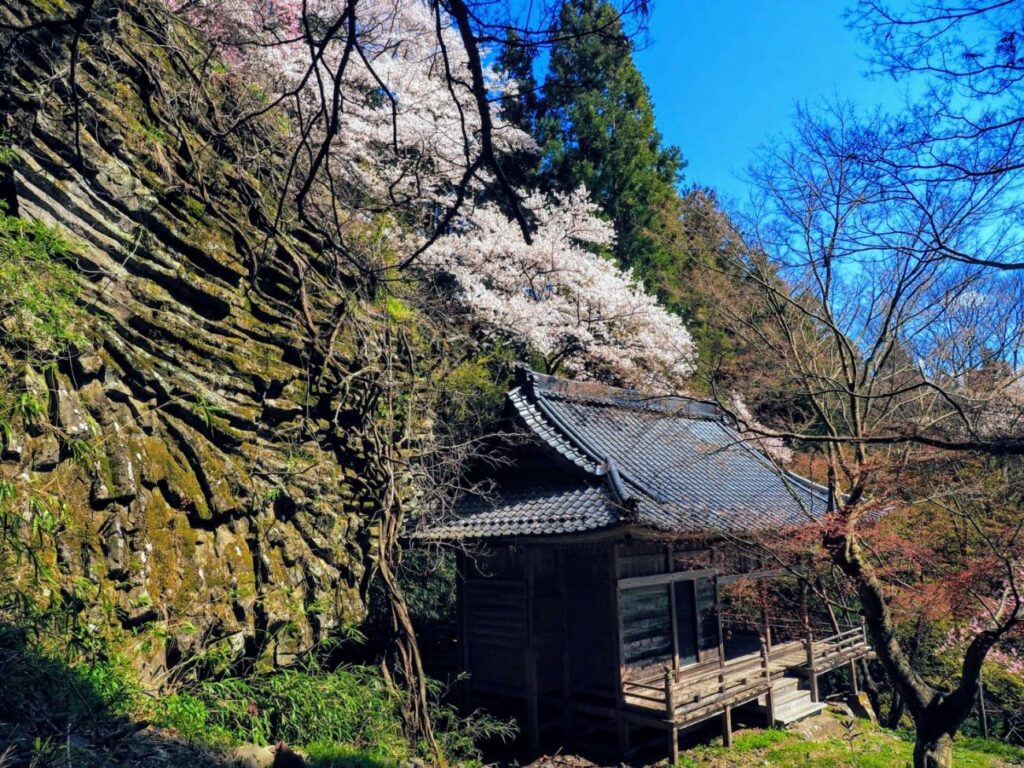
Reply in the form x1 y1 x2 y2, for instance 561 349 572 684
168 0 692 387
428 187 695 386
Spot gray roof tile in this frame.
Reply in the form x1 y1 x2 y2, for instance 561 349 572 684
418 369 831 541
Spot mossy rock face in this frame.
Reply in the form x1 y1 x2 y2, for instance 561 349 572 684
0 0 374 674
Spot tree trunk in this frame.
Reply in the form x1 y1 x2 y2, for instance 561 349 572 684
913 732 953 768
375 477 440 762
885 689 905 729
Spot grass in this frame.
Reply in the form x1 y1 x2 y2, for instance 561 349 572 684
151 663 513 765
677 714 1024 767
0 618 507 767
152 665 411 762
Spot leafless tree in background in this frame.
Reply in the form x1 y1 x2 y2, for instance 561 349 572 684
710 100 1024 768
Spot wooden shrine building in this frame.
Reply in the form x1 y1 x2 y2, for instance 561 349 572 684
417 368 873 762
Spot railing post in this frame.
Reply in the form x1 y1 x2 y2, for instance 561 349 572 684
761 637 776 726
664 668 675 719
805 630 819 702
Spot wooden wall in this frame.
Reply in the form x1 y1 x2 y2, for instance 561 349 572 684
461 548 528 697
562 544 619 699
458 537 729 753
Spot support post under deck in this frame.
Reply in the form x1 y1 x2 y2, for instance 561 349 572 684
665 669 678 763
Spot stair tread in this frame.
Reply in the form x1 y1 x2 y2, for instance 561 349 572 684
775 700 826 725
770 684 802 696
773 688 810 706
772 676 800 690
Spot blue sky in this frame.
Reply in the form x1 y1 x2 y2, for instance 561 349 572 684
633 1 905 205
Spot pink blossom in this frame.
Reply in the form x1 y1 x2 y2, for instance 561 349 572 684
170 0 697 387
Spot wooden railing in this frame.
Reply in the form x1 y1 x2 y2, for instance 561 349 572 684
801 622 870 671
721 612 834 646
622 621 871 724
622 640 773 723
721 612 869 659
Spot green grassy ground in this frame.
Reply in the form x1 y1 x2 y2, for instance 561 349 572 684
677 715 1024 768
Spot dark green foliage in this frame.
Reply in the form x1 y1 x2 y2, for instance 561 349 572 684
153 665 409 758
538 0 686 280
495 29 540 135
152 662 515 763
0 625 139 738
494 29 542 189
0 623 187 767
0 615 508 766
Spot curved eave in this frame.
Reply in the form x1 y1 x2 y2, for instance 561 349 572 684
509 386 604 474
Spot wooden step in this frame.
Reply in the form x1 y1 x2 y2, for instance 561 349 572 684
774 696 826 725
772 685 810 708
771 676 800 696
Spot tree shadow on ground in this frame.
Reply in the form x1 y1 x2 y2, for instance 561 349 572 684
0 623 392 768
0 621 224 767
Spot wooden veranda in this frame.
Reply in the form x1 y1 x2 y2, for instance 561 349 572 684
621 622 873 762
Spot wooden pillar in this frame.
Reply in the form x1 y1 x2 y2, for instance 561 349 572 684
612 544 628 755
457 551 471 713
557 548 574 746
665 669 678 763
524 549 539 754
805 630 819 702
618 720 630 755
721 705 733 747
761 638 776 726
666 544 681 670
849 660 859 695
715 575 726 663
668 582 680 670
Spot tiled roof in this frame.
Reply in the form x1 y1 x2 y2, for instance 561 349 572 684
418 368 831 541
423 481 620 541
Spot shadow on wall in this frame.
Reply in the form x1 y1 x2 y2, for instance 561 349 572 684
0 624 393 768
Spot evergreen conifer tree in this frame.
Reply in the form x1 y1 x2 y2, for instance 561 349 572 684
539 0 685 282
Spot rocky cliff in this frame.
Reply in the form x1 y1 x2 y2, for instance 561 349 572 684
0 0 380 675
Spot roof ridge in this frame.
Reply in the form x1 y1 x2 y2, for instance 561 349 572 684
517 365 721 419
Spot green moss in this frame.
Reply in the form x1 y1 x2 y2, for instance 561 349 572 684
139 435 210 520
141 121 170 147
384 295 413 323
0 210 84 356
141 488 177 603
183 195 207 221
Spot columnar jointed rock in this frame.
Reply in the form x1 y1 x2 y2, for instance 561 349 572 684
0 0 374 675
